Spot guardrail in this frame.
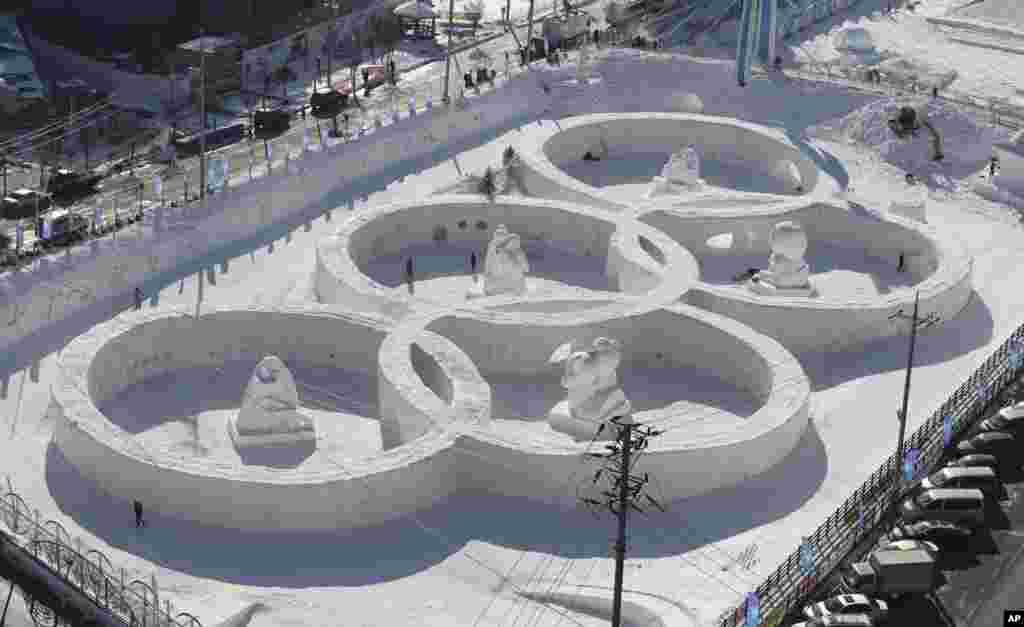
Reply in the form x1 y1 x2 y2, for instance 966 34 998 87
719 324 1024 627
0 485 203 627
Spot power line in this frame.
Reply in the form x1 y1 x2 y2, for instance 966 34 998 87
580 417 663 627
474 422 608 627
0 98 115 152
314 443 597 627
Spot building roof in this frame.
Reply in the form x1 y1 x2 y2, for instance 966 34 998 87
178 35 239 53
394 1 439 20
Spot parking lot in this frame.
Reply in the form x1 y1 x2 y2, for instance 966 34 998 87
788 374 1024 626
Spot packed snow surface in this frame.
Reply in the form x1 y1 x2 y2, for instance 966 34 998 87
7 1 1024 624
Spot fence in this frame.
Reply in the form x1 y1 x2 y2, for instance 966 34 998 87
0 51 540 260
0 485 202 627
719 323 1024 627
759 62 1024 131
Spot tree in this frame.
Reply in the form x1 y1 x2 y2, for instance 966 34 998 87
273 64 297 99
377 11 404 66
464 0 485 37
604 0 622 28
80 124 94 171
478 166 497 201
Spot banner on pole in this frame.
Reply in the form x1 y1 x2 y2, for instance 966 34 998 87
799 537 816 576
943 414 954 447
744 593 759 627
903 448 921 481
153 175 163 198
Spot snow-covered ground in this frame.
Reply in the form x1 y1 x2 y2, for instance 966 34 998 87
6 0 1024 625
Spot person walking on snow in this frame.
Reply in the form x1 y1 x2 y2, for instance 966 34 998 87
133 500 145 528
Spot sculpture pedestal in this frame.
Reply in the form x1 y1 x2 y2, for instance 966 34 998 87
465 279 529 300
548 401 620 441
747 278 816 297
647 176 703 198
228 413 317 448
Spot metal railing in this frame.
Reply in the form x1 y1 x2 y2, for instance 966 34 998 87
0 488 202 627
758 62 1024 131
1 50 538 261
719 325 1024 627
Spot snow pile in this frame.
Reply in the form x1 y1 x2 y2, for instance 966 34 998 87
953 0 1024 32
809 97 1011 180
877 57 958 91
833 27 882 66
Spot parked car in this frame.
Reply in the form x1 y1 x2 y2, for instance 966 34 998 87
946 454 999 471
976 400 1024 433
803 595 888 622
883 520 972 547
956 431 1016 457
46 168 102 205
876 538 939 556
1 188 50 220
900 488 986 527
918 466 1000 496
791 615 874 627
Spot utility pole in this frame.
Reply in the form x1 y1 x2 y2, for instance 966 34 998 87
888 290 940 497
525 0 536 63
580 416 664 627
443 0 456 104
199 25 208 202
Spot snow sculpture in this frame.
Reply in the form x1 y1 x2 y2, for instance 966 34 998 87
548 337 632 441
230 355 316 447
481 224 530 296
889 178 929 222
750 221 814 296
772 160 804 192
648 144 703 197
668 92 704 114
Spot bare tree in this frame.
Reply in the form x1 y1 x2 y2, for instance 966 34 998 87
604 0 622 29
464 0 485 37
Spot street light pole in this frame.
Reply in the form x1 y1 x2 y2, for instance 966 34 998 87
889 290 940 496
443 0 456 104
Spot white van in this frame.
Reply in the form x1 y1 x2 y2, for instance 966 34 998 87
900 488 986 527
918 466 999 496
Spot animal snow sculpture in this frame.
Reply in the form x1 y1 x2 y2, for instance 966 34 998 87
230 355 316 447
648 144 703 197
482 224 530 296
749 221 814 296
547 337 632 440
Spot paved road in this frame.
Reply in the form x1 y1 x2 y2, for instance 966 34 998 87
2 4 606 248
784 373 1024 627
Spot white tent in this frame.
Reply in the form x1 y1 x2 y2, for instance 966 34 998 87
833 28 875 53
394 0 439 19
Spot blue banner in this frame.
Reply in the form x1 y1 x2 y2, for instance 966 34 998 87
943 415 954 447
903 448 920 481
744 593 759 627
799 537 816 576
